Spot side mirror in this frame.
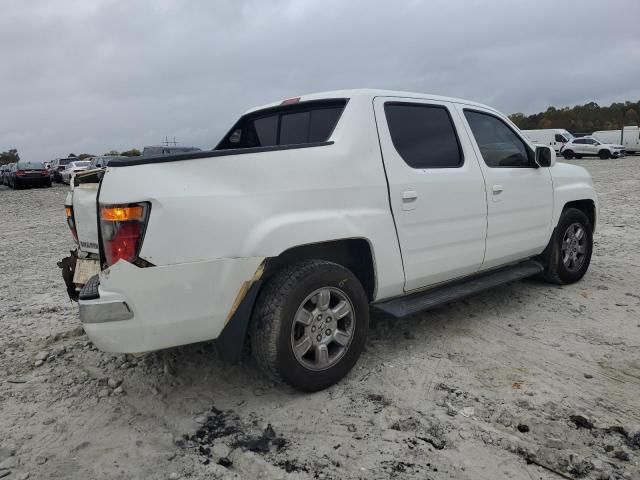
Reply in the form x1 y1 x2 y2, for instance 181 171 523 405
535 145 555 167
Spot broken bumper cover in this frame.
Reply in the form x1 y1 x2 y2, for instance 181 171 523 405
78 256 264 353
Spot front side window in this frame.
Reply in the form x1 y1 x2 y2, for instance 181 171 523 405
464 110 533 168
216 100 346 150
555 134 566 142
384 103 463 169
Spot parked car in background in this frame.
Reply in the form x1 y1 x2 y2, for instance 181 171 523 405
7 161 51 189
5 163 16 186
61 160 91 184
521 129 574 154
560 136 625 159
62 89 598 391
593 126 640 154
50 158 74 183
142 146 201 156
1 164 12 185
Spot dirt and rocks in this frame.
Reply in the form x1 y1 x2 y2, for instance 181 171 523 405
1 157 639 479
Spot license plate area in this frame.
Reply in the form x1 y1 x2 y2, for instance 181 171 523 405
73 258 101 285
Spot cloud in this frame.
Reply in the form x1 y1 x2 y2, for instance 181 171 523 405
1 0 639 159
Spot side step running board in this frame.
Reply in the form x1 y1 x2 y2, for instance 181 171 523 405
373 260 544 319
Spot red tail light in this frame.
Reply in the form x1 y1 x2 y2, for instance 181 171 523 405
42 169 49 176
99 203 150 267
281 97 301 105
65 206 78 242
16 170 25 176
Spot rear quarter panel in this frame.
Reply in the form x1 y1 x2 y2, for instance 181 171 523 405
98 96 405 299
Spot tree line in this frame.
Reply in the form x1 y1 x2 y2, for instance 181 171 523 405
0 149 141 166
509 100 640 134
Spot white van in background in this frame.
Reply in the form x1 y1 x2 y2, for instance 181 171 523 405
521 129 574 153
593 126 640 154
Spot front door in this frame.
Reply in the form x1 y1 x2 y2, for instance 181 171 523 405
458 106 553 269
374 97 487 291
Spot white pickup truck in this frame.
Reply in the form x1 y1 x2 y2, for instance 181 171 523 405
61 89 598 391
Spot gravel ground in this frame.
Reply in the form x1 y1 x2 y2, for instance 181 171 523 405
1 158 639 480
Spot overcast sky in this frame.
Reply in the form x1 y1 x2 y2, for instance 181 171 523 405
2 0 639 160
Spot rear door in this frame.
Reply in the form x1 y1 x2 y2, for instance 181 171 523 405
374 97 487 291
459 106 553 269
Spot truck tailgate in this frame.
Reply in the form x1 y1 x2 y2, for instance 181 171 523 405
73 183 100 254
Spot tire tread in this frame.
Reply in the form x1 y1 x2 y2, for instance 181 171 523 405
539 207 592 285
251 259 336 385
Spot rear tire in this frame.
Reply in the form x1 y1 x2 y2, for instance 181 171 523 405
250 259 369 392
538 208 593 285
563 150 574 159
599 149 611 159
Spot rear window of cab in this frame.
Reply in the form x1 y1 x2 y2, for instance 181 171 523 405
216 99 347 150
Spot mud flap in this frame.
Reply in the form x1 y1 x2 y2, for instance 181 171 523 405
216 280 262 363
57 251 79 302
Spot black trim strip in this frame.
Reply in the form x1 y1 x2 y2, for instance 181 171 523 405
107 141 335 167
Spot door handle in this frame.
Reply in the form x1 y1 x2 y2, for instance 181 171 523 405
401 190 418 210
492 185 503 202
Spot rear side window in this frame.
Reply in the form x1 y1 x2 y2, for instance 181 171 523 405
384 103 463 169
280 111 310 145
217 100 346 150
463 110 533 168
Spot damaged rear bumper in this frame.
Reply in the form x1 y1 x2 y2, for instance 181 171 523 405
76 257 264 354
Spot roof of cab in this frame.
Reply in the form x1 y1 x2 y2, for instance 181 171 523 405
245 89 500 115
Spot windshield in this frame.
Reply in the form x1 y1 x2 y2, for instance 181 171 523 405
17 161 44 169
59 158 72 166
72 161 90 167
563 132 575 141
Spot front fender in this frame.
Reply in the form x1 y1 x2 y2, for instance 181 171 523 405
551 162 599 230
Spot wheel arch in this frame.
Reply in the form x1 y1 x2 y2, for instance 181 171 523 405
598 148 611 158
216 238 377 363
262 238 377 302
562 199 596 230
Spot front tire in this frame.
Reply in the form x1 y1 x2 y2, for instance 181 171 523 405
250 260 369 392
539 208 593 284
563 150 574 159
599 149 611 159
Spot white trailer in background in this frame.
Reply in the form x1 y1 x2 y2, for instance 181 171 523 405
521 129 574 153
593 126 640 154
